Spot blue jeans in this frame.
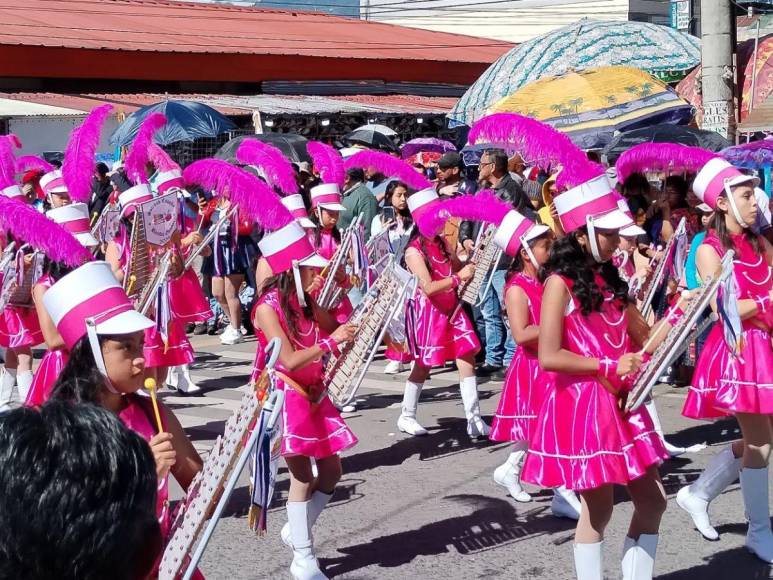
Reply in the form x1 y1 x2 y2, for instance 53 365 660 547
480 269 515 367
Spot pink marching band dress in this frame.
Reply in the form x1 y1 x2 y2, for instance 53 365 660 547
490 273 552 443
311 229 354 325
0 252 43 349
404 236 480 368
683 232 773 419
170 213 212 325
522 275 668 491
252 288 357 459
26 274 68 406
115 226 195 368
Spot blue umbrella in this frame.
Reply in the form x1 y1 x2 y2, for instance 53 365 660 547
110 100 237 147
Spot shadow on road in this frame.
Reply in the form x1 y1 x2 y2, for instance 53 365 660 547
319 493 575 577
656 543 773 579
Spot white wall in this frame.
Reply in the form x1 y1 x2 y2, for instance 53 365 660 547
8 116 121 158
362 0 629 44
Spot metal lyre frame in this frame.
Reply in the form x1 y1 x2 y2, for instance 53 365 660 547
317 214 363 310
639 217 686 320
183 205 238 271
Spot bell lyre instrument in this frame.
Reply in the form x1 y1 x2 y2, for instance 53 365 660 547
323 259 416 407
458 223 502 306
124 208 151 299
639 217 686 319
183 204 237 270
317 215 363 311
625 250 734 413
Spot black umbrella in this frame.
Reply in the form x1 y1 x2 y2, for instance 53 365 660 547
216 134 311 164
343 128 398 152
602 124 731 163
110 100 237 147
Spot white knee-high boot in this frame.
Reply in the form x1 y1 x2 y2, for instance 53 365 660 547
493 442 531 502
644 400 686 457
622 534 658 579
286 501 327 580
16 370 33 403
459 376 489 438
574 542 603 580
741 467 773 563
397 381 427 436
167 364 202 394
551 485 581 520
282 490 333 548
0 368 19 413
676 446 741 540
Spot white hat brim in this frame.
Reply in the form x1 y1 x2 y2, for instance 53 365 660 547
696 203 713 212
75 232 100 248
524 224 550 243
95 309 154 337
298 253 329 268
620 224 646 237
318 202 346 212
298 217 316 229
592 209 633 231
727 174 760 189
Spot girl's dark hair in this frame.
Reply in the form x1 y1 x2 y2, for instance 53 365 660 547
403 188 451 269
541 230 629 314
260 271 314 343
709 192 763 254
384 180 414 229
506 229 551 277
41 257 74 283
309 207 341 247
50 335 110 404
622 172 651 199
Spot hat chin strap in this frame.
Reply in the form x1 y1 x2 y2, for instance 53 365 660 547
586 216 604 263
724 184 750 229
292 260 307 307
85 319 121 395
519 234 539 269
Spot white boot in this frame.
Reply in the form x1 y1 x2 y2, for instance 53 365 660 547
282 490 333 548
16 370 33 403
397 381 428 436
166 365 180 389
551 486 581 520
574 542 603 580
383 360 405 375
176 365 202 395
644 400 687 457
741 467 773 563
493 447 531 502
286 501 328 580
460 376 490 438
0 368 19 413
676 446 740 540
621 534 658 580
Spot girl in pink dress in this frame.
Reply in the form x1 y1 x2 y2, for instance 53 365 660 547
675 158 773 561
520 175 669 580
397 187 487 439
253 219 358 580
43 261 203 573
487 210 581 519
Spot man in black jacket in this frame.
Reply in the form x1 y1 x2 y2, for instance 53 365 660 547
459 149 532 377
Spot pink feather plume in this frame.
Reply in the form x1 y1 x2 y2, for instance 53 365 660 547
467 113 604 190
147 143 180 173
307 141 345 188
345 150 431 191
236 138 298 195
62 104 113 202
416 190 512 238
16 155 54 175
0 197 92 267
183 159 293 229
125 112 167 186
0 134 21 190
616 143 719 182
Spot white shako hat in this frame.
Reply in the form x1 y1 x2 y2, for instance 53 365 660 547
281 194 315 229
118 184 153 218
46 202 99 247
1 184 25 200
692 157 759 210
406 187 440 224
309 183 346 211
39 169 68 198
493 210 550 263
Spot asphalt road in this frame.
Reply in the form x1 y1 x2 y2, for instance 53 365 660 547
159 333 773 580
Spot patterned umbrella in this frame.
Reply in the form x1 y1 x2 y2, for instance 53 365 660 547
489 66 693 150
449 18 700 127
677 34 773 124
722 138 773 169
400 138 456 160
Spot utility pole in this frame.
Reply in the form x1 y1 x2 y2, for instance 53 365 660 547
699 0 736 142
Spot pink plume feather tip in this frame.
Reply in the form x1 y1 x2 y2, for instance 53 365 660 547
344 150 431 191
0 134 22 190
125 112 167 186
0 197 92 267
236 139 298 195
62 104 113 202
307 141 345 188
147 144 180 173
416 190 510 238
467 113 603 191
183 159 293 229
615 143 719 182
16 155 54 175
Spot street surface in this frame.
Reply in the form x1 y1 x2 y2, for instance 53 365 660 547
159 334 773 579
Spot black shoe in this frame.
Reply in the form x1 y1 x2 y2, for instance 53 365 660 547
207 325 217 335
477 363 503 377
185 323 195 334
192 323 207 336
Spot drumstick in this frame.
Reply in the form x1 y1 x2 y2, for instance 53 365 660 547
638 290 691 355
144 378 164 433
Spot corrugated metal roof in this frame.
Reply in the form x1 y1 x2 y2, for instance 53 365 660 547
0 97 85 117
0 92 457 117
0 0 512 63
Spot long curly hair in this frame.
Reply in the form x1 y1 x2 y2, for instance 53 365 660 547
259 271 314 344
541 229 629 314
